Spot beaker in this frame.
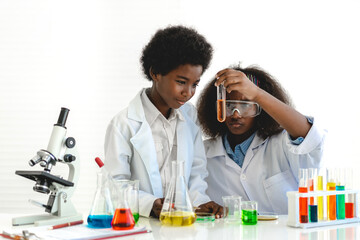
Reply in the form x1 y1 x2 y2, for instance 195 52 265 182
111 179 135 230
222 195 242 223
217 83 226 122
160 161 196 226
87 172 114 228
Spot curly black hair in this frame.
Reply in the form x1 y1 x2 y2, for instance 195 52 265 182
197 64 292 140
140 25 213 81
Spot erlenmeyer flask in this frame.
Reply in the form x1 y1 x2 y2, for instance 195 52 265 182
111 179 135 230
87 172 114 228
160 160 196 226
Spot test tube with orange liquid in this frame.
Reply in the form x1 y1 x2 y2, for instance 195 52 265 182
298 169 309 223
327 168 337 221
217 84 226 122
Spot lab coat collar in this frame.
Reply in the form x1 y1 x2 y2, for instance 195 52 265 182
206 133 268 169
240 133 268 170
128 90 146 122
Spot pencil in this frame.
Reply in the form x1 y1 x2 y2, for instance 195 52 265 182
48 220 84 230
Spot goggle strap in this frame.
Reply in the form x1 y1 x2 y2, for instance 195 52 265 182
247 74 259 86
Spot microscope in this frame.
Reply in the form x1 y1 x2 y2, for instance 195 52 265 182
12 107 83 226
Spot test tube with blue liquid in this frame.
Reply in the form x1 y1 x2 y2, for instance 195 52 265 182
308 168 318 222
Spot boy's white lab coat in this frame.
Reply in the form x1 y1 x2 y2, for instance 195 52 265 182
204 118 326 214
104 89 211 217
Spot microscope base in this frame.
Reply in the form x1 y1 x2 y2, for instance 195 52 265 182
12 213 83 227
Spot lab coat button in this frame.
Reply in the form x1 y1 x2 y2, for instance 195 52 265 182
241 174 246 180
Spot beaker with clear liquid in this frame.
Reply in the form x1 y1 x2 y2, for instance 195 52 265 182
111 179 135 230
217 83 226 122
160 160 196 226
87 172 114 228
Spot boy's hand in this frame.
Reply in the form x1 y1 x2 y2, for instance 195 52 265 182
150 198 164 218
196 201 224 219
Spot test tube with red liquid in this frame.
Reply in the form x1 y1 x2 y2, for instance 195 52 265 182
217 84 226 122
345 168 354 219
298 168 309 223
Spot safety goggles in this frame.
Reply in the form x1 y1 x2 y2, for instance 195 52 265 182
225 100 261 118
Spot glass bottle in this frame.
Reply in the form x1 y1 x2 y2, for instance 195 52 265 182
111 179 135 230
160 160 196 226
87 172 114 228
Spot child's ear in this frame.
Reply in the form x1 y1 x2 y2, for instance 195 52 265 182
149 67 159 82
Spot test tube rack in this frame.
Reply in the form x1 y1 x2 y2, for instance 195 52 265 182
287 190 360 228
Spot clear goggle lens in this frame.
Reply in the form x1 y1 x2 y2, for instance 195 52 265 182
225 100 261 118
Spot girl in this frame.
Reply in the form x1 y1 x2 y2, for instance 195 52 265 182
104 25 222 218
197 65 326 214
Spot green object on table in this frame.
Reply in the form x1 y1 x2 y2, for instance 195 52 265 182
242 209 257 225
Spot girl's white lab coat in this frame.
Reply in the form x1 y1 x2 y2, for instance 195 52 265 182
204 118 326 214
104 90 211 217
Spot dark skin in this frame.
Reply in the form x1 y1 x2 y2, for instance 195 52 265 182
147 64 224 219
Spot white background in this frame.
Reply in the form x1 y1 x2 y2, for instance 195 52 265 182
1 0 359 215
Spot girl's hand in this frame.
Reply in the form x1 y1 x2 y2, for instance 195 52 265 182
214 68 260 101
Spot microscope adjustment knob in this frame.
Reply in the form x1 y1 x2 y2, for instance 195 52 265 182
65 137 76 148
64 154 76 162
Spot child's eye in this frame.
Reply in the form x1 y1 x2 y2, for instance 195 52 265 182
176 80 186 85
192 83 199 88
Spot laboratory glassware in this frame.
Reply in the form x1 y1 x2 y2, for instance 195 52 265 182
241 201 258 225
222 195 242 223
308 168 318 222
160 161 196 226
327 168 337 221
111 179 135 230
317 168 325 221
217 83 226 122
87 172 114 228
298 168 309 223
336 168 346 219
345 168 354 218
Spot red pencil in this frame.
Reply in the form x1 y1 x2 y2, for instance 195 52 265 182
48 220 84 230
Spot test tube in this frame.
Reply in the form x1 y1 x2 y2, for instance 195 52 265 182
298 168 309 223
308 168 318 222
327 168 337 221
336 168 346 219
345 168 354 218
217 84 226 122
317 168 325 221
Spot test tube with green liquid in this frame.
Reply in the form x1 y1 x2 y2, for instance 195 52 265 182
336 168 346 219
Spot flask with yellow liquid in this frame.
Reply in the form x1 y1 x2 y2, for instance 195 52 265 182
160 161 196 226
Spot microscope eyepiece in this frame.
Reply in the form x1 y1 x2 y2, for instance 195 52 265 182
55 107 70 128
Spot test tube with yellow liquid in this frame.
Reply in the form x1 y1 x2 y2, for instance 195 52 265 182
327 168 336 221
317 174 324 221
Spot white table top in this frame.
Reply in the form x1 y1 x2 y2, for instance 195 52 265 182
1 213 359 240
